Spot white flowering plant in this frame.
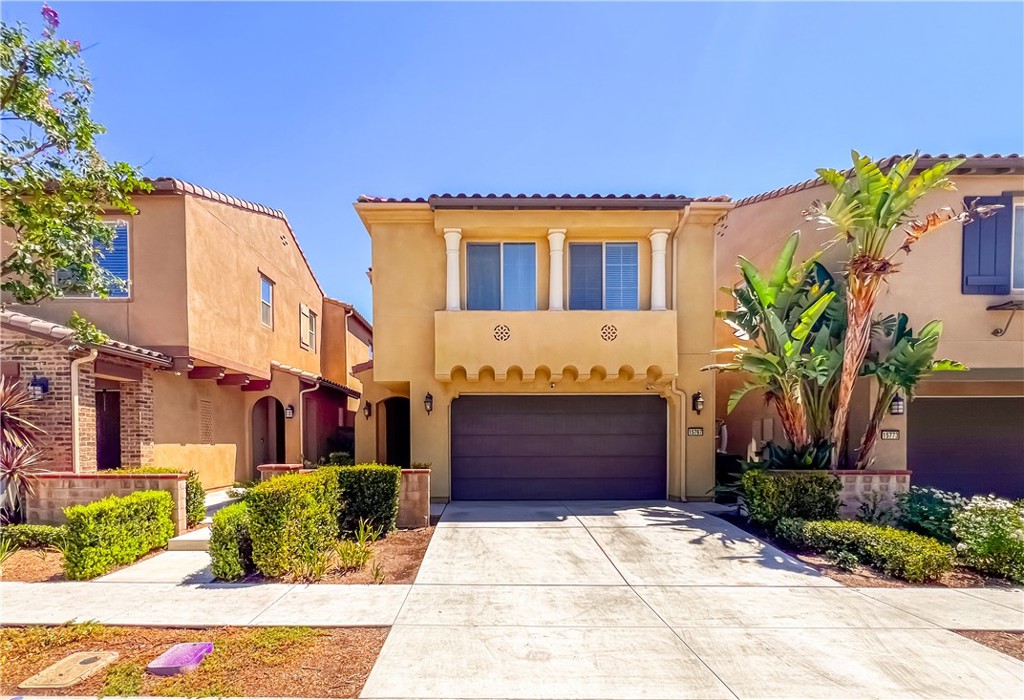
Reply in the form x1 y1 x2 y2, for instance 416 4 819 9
951 495 1024 583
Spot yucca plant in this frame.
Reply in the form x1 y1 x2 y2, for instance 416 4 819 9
804 151 996 466
0 377 47 522
0 376 44 448
856 314 965 469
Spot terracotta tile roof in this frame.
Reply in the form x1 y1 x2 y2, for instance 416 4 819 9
733 153 1024 209
270 360 359 398
1 310 173 366
323 297 373 335
351 359 373 376
145 178 324 297
358 193 731 209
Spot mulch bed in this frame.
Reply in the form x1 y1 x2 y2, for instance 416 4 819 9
717 511 1015 589
1 549 65 582
956 631 1024 661
0 624 387 697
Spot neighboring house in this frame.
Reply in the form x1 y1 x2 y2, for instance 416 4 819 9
1 178 371 488
716 154 1024 498
352 193 733 502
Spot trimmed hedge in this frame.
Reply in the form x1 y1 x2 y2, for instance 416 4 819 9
107 467 207 527
210 502 253 581
334 464 401 534
245 469 340 577
62 490 175 580
2 523 67 549
742 470 841 527
776 517 955 582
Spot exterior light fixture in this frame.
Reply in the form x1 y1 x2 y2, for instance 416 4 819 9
889 394 906 416
285 404 295 419
691 391 705 415
424 392 434 415
363 401 372 419
27 374 49 400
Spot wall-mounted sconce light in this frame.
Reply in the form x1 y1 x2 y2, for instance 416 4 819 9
889 394 906 415
691 391 705 415
363 401 372 419
28 374 50 401
285 404 295 419
424 392 434 415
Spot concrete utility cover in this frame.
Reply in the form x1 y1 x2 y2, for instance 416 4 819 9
19 651 119 689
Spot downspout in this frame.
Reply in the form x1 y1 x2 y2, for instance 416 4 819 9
298 381 321 464
71 347 98 473
667 379 688 502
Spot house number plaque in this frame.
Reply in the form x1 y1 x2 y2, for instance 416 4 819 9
687 427 704 437
880 429 901 441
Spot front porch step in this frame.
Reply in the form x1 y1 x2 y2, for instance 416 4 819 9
168 526 211 552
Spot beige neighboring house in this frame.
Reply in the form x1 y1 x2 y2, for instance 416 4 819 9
716 154 1024 498
1 178 371 488
352 193 732 502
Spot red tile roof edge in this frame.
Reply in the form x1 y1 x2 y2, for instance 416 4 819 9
351 359 374 375
357 193 732 206
323 297 373 335
1 310 173 366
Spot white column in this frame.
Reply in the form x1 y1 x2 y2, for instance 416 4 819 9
649 229 670 311
547 229 566 311
443 228 462 311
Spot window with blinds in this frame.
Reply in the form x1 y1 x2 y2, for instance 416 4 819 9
569 242 638 310
467 242 537 310
56 221 130 298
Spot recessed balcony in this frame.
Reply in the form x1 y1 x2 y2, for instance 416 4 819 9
434 310 678 383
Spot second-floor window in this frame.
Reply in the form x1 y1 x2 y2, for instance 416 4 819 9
260 275 274 328
299 303 317 350
466 242 537 310
569 242 639 310
56 221 130 298
1013 199 1023 291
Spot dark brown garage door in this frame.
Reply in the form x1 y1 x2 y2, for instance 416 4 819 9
908 397 1024 499
451 395 667 500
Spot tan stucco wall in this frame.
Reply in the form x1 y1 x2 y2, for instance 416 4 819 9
355 202 728 501
715 173 1024 467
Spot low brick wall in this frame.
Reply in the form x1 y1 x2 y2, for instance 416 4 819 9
398 469 430 529
256 464 315 481
26 473 188 535
835 470 912 517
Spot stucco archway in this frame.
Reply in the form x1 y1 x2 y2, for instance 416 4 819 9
251 396 285 468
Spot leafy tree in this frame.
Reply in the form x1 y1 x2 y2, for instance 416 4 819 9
1 4 148 311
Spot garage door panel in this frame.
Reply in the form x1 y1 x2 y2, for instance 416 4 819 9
451 395 666 500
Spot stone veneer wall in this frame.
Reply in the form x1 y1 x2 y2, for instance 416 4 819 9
835 470 911 517
25 473 188 534
397 469 430 529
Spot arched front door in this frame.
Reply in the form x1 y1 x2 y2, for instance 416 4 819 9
252 396 285 468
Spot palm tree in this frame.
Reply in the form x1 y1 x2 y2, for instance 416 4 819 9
804 151 994 466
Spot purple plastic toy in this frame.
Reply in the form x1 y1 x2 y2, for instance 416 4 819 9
146 642 214 676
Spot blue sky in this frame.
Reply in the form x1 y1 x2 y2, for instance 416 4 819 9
5 2 1023 316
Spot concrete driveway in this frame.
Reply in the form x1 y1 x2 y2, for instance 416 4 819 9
361 500 1024 700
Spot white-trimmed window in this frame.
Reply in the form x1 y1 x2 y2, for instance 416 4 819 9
1012 197 1024 291
568 242 639 310
300 303 317 350
260 275 274 328
56 220 131 298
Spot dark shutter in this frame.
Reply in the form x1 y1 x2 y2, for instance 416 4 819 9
962 195 1013 295
569 243 602 310
103 222 130 297
467 243 500 310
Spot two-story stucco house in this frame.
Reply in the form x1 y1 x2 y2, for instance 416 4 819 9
1 178 371 488
352 193 733 503
716 154 1024 498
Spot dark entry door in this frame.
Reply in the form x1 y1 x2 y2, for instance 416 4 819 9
451 395 667 500
96 390 121 470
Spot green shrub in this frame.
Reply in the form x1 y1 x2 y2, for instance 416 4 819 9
951 496 1024 584
2 523 67 549
776 518 955 583
106 467 207 527
245 469 340 577
334 464 401 534
209 502 253 581
741 470 841 527
895 486 966 544
62 491 174 580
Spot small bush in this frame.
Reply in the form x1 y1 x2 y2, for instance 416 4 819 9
209 502 253 581
895 486 966 544
245 469 340 577
2 523 67 549
741 470 841 527
335 540 372 570
326 451 354 466
106 467 207 527
776 518 955 583
334 464 401 534
952 496 1024 584
63 491 174 580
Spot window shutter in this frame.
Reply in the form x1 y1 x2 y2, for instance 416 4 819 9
103 223 130 297
962 195 1013 295
569 244 603 310
467 243 501 310
299 303 310 346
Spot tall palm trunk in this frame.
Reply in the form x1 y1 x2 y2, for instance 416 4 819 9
855 384 898 470
774 391 811 451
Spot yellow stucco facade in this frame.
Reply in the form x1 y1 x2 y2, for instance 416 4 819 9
353 198 731 502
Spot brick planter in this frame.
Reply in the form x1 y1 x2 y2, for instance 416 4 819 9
25 472 188 535
256 464 315 481
397 469 430 529
774 469 912 518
